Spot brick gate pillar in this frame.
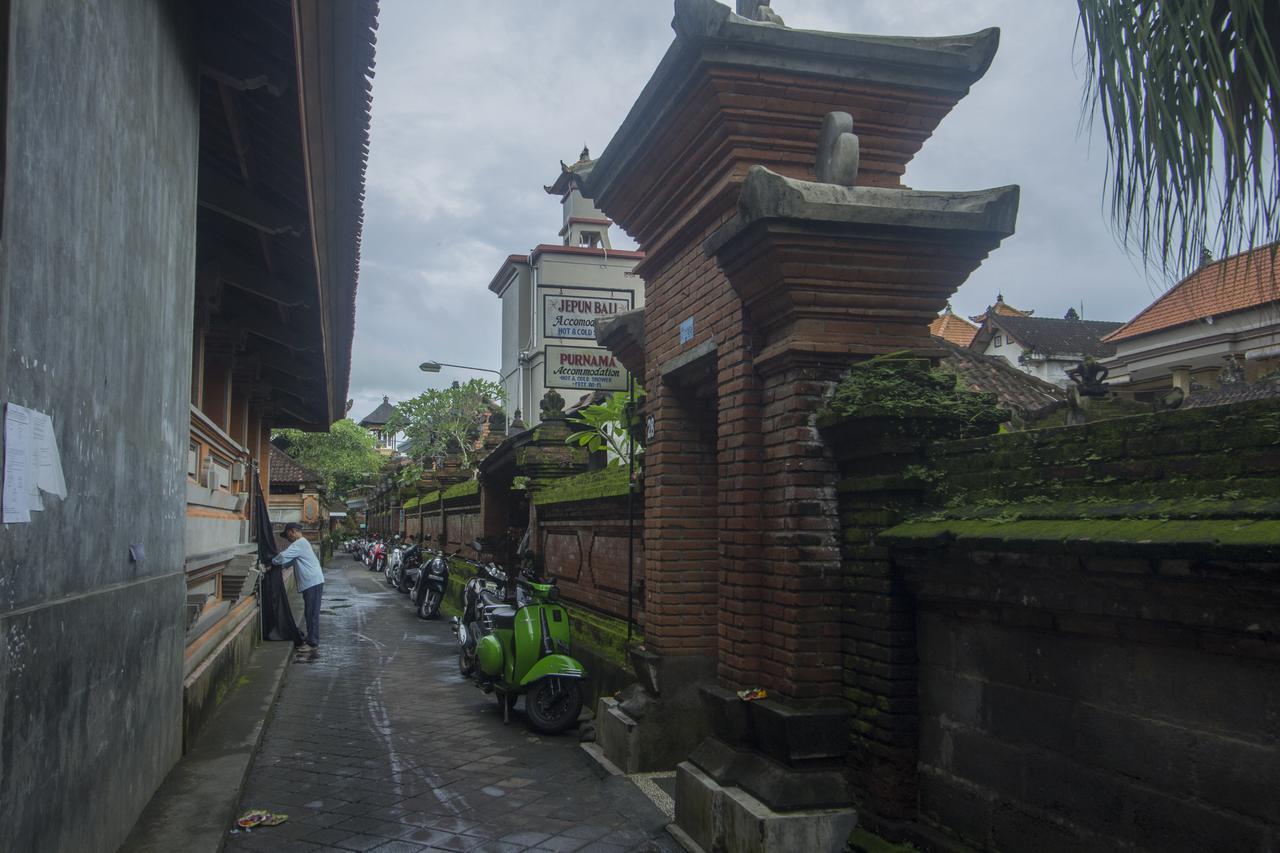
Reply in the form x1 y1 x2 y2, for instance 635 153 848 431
584 0 1013 790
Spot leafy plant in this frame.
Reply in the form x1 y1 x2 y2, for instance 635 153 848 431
1077 0 1280 276
566 385 646 468
389 379 505 471
273 419 383 501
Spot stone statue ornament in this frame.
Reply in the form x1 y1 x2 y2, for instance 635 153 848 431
815 111 860 187
1067 357 1110 398
735 0 785 25
1064 357 1110 425
539 388 566 421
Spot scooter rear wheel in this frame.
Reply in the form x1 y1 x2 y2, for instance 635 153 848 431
525 678 583 735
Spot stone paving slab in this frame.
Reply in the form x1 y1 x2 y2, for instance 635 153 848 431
226 562 678 853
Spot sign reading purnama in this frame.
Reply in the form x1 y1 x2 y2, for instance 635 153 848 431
543 293 631 341
544 345 629 392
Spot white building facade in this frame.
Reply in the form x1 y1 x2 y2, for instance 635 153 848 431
489 149 644 424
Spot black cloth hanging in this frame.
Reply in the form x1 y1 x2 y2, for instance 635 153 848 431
255 477 302 643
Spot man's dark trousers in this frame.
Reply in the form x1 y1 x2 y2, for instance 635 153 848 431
302 584 324 646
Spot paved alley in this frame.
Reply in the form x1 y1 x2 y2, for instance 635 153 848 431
225 562 677 853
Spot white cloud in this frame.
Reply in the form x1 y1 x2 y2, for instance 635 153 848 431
350 0 1164 413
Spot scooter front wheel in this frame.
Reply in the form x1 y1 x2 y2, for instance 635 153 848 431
525 677 583 735
458 622 479 676
418 588 442 620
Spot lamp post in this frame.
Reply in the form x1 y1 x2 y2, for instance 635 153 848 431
418 360 509 435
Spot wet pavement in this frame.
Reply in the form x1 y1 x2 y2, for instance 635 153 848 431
224 560 678 853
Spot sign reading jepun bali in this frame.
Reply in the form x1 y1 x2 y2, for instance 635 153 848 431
543 293 631 341
545 345 628 392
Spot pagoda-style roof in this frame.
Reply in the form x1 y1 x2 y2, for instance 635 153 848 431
588 0 1001 216
359 396 397 427
544 146 597 197
968 293 1033 324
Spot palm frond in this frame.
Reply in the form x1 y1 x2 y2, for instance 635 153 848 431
1077 0 1279 277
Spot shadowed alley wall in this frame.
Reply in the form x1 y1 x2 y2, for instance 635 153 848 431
0 2 198 850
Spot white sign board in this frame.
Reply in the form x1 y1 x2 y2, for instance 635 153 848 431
545 345 629 393
543 293 631 341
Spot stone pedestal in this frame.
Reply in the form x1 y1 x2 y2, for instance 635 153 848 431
674 762 858 853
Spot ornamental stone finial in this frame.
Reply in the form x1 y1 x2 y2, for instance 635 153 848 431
816 111 859 187
736 0 784 25
539 388 566 421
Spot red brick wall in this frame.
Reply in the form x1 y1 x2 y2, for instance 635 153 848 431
538 495 644 624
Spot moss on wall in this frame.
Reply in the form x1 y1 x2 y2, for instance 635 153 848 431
817 353 1006 432
531 465 632 506
441 479 479 503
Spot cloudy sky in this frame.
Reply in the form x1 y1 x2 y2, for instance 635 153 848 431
348 0 1168 423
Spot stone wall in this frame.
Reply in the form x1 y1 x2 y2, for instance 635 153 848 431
828 396 1280 850
0 2 199 851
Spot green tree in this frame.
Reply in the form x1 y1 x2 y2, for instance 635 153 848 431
389 379 505 471
273 418 382 501
1077 1 1279 275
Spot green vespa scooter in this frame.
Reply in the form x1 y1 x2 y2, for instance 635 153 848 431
471 570 586 735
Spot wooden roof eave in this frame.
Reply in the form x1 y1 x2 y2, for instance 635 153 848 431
290 0 376 428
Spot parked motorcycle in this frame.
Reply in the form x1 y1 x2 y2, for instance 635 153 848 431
368 540 387 573
453 540 585 734
411 537 449 619
384 538 403 587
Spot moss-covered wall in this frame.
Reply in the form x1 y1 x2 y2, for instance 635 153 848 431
822 393 1280 850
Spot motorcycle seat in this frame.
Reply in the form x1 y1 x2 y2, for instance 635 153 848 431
487 605 516 629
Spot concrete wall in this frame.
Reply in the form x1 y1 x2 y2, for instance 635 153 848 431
0 1 198 851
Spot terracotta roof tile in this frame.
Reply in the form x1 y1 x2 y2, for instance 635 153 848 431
1106 245 1280 343
935 338 1065 417
270 443 322 486
968 294 1033 324
929 309 978 347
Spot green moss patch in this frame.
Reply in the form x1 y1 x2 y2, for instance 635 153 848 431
817 352 1006 431
441 479 479 502
882 516 1280 558
532 465 632 506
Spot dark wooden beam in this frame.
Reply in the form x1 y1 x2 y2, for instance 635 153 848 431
199 22 291 97
198 168 304 236
205 251 311 308
238 311 316 352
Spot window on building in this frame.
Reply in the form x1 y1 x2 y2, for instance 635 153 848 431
993 335 1003 348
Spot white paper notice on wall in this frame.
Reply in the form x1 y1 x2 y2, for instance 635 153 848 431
3 403 67 523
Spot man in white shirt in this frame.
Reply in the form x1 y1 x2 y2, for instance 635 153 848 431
273 522 325 650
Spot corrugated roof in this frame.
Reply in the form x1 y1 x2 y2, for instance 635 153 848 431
1105 245 1280 343
930 308 978 347
982 315 1123 359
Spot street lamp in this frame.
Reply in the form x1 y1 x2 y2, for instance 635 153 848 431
418 360 502 379
419 360 508 435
